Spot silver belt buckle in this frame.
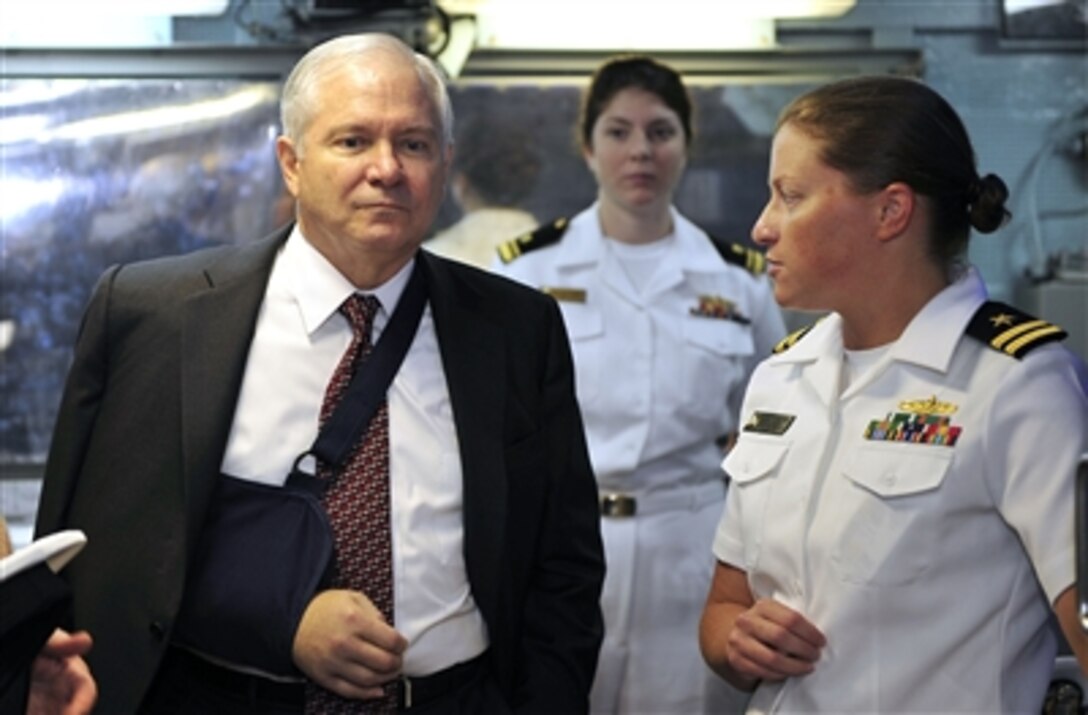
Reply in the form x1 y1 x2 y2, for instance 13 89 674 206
401 674 413 709
600 493 637 518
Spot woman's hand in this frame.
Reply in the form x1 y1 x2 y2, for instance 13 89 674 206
700 562 825 690
726 597 825 682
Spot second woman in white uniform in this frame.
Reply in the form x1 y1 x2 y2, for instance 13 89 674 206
496 56 785 714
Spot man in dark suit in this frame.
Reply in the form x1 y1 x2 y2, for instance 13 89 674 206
34 32 604 714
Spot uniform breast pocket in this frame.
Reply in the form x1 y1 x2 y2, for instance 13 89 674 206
558 303 604 405
722 434 790 570
682 317 754 418
832 445 953 587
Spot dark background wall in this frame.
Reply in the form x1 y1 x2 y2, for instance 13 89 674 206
1 0 1084 541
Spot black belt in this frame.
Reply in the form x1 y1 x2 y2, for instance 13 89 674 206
398 652 487 709
168 647 487 711
166 647 305 709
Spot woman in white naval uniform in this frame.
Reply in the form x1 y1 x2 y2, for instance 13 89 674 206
699 75 1088 713
495 56 785 714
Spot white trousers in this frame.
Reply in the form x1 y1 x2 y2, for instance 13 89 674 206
590 481 750 715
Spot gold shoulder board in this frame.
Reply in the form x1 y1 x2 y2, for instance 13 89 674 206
965 300 1066 359
773 323 816 354
496 217 569 264
708 236 766 276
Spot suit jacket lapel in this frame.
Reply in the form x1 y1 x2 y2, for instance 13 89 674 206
179 228 288 543
419 253 507 619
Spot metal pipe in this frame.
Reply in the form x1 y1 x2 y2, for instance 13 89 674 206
1078 454 1088 631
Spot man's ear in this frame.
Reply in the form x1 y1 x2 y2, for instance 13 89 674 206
875 181 915 242
275 136 301 198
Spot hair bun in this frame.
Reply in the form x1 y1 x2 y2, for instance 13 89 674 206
967 173 1010 234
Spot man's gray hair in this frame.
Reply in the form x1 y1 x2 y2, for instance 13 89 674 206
280 33 454 155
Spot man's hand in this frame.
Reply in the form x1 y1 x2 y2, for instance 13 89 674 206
27 629 97 715
292 589 408 699
727 598 825 683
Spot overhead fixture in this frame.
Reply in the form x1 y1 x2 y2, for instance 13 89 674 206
0 0 230 15
437 0 856 51
0 0 230 47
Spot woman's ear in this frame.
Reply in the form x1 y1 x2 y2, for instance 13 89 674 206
875 181 916 242
582 144 598 177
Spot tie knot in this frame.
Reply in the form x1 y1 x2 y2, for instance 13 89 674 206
340 293 381 340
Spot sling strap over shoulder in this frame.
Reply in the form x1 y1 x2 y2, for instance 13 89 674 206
288 257 428 490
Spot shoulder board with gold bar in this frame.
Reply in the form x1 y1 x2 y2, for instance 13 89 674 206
708 235 766 276
772 323 816 354
496 217 569 264
966 300 1066 359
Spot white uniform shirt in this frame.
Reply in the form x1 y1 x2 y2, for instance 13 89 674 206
222 227 488 675
715 267 1088 713
497 204 785 495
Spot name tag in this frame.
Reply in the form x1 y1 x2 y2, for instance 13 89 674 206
541 286 587 303
742 411 795 435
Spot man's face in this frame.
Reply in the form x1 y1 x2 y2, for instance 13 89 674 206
277 51 450 275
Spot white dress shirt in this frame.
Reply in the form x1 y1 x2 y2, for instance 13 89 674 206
221 227 488 675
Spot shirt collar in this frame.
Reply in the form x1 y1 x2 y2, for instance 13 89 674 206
552 204 606 268
890 265 988 372
554 203 726 273
769 266 989 373
283 225 414 336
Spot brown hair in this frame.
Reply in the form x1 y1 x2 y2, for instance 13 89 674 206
455 118 541 206
579 55 694 152
778 75 1010 269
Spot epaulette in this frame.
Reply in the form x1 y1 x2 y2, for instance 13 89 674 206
966 300 1066 359
708 236 766 276
496 217 569 264
773 323 817 354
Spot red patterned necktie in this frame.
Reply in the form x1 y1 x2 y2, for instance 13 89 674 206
306 293 397 714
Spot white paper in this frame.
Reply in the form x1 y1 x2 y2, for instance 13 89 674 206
0 530 86 582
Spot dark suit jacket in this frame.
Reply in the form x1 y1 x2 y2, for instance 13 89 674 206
34 225 605 714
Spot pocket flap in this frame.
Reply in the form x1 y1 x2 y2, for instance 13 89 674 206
844 446 952 497
559 303 603 340
683 316 754 356
723 437 789 485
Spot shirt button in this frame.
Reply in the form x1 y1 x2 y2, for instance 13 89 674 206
881 472 897 488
